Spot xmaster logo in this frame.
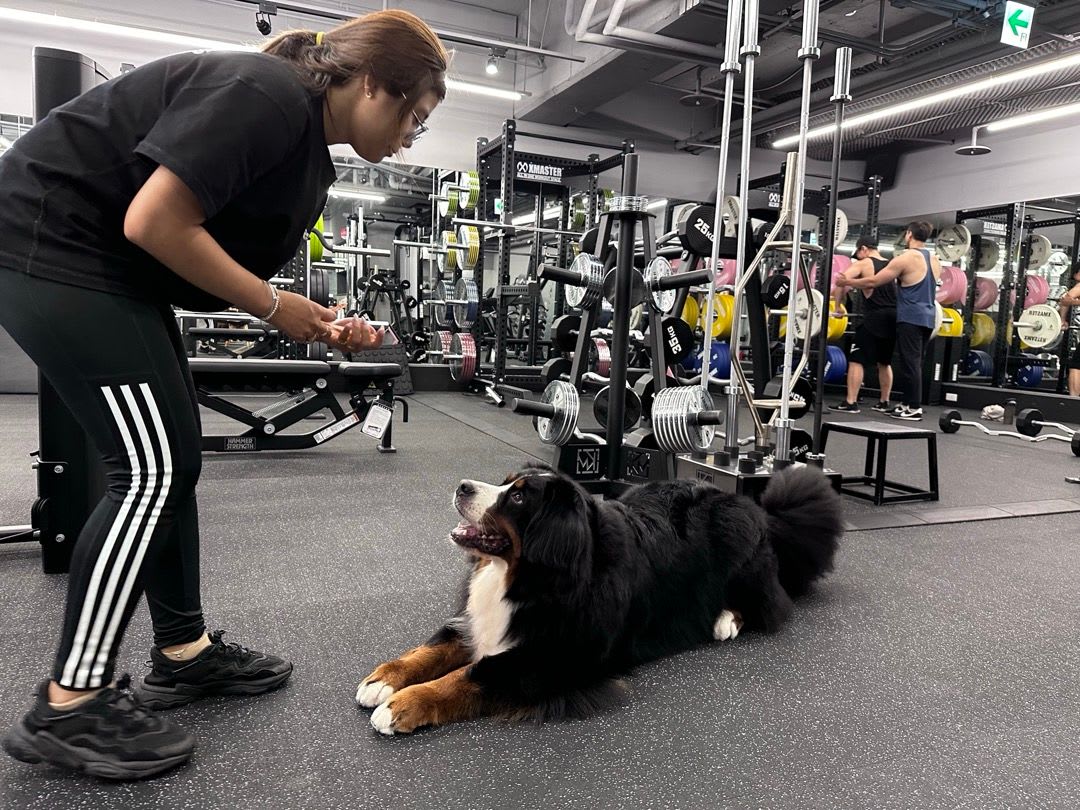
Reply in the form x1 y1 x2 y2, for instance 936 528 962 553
515 161 564 182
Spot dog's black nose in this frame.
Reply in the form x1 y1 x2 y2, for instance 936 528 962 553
457 480 476 496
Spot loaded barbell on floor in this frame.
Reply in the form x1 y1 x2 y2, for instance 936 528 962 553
939 409 1080 455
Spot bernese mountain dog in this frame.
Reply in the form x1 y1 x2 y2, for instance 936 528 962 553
356 462 843 735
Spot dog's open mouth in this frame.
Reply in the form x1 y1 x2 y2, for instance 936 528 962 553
450 521 511 555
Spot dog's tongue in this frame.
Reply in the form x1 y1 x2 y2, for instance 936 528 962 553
451 520 479 540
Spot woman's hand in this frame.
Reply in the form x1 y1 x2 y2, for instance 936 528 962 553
325 315 385 352
267 289 338 342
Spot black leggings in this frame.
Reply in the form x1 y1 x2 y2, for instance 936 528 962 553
0 269 205 690
895 322 933 408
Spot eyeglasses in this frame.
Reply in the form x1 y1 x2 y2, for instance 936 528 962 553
401 93 428 143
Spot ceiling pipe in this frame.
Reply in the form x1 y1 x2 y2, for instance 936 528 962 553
599 0 725 62
572 0 726 65
230 0 585 63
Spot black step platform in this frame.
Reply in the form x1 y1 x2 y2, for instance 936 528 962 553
820 420 939 506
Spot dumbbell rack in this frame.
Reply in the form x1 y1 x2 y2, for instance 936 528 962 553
514 154 715 492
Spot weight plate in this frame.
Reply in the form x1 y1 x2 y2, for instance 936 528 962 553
592 386 642 432
430 280 451 328
566 253 605 310
590 338 611 376
1015 408 1044 437
788 428 814 464
709 341 731 378
939 410 962 434
450 332 477 382
824 345 848 383
551 314 582 352
646 256 677 312
1016 363 1044 388
453 278 480 329
974 276 998 310
714 258 737 287
935 224 972 263
933 301 944 338
762 274 792 309
722 196 741 238
827 302 848 343
960 349 992 376
942 307 963 338
935 266 966 306
308 216 324 262
791 288 824 341
976 239 1000 272
681 295 700 328
438 230 458 273
829 208 848 246
971 313 996 348
540 356 572 387
307 267 329 309
428 330 453 363
653 317 695 365
700 293 734 338
438 181 458 218
1028 234 1052 270
1024 275 1049 307
457 170 480 211
537 381 579 446
1015 304 1062 349
457 225 480 270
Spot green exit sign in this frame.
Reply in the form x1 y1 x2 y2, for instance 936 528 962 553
1000 1 1034 49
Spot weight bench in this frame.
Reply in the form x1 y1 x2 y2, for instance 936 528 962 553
189 357 407 453
820 420 939 506
187 326 278 359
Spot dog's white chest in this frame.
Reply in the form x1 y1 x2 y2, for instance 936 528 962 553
466 560 515 660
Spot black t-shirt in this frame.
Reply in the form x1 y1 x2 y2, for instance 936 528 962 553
862 257 897 337
0 51 337 310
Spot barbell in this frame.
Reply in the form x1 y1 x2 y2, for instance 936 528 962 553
1014 408 1080 448
939 408 1080 455
424 279 480 329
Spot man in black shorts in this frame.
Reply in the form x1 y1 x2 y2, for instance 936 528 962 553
829 236 896 413
1058 263 1080 396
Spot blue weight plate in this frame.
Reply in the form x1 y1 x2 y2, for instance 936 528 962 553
710 342 731 378
1016 363 1043 388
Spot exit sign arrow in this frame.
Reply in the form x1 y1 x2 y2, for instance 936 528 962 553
1000 2 1034 49
1007 8 1029 36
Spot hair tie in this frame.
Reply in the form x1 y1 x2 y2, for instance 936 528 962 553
315 31 325 46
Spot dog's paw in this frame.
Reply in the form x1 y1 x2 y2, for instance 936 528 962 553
712 610 743 641
370 686 434 736
356 678 395 708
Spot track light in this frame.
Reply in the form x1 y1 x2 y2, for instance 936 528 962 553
255 13 271 35
486 51 499 76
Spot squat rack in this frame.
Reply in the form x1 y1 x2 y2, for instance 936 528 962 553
473 120 634 394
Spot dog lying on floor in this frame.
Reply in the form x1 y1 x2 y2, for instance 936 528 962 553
355 463 843 735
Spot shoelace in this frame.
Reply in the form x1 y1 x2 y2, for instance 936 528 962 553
100 674 157 722
209 630 256 660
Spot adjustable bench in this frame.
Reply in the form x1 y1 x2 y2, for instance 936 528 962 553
189 357 407 453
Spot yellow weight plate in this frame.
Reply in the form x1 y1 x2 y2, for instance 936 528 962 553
942 307 963 338
457 170 480 211
456 224 480 269
439 229 458 273
827 301 848 342
681 295 700 328
971 312 995 347
308 216 324 262
700 293 734 338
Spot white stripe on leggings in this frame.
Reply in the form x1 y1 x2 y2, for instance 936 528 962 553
59 385 144 688
88 384 173 685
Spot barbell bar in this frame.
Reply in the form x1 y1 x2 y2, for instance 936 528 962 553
939 409 1080 454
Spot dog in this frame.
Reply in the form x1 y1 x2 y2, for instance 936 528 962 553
355 463 843 735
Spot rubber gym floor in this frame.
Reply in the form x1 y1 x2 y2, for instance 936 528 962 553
1 390 1077 809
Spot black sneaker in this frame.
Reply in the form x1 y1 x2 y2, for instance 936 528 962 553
138 630 292 711
889 405 924 421
872 400 892 413
829 400 860 413
2 675 193 781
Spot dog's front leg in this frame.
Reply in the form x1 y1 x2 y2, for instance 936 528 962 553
356 625 472 708
369 665 484 735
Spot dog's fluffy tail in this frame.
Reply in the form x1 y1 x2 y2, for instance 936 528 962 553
760 466 843 598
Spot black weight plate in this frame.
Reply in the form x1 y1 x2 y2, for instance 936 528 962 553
540 357 573 387
580 227 599 256
677 205 715 256
1015 408 1043 437
762 274 791 309
1073 432 1080 457
758 374 813 420
308 267 329 307
593 386 642 432
645 317 695 365
551 314 582 352
633 373 657 418
939 410 961 433
788 428 813 463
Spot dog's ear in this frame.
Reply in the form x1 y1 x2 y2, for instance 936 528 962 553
521 476 593 575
